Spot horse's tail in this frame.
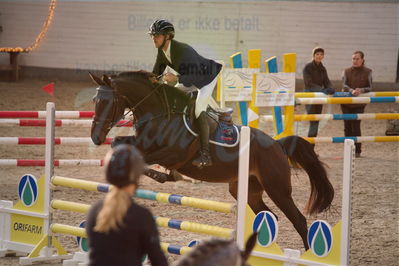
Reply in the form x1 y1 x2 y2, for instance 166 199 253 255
277 136 334 215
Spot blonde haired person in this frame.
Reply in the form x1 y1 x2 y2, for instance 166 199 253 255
86 144 168 266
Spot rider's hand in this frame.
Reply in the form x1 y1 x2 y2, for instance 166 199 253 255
149 76 158 84
163 73 178 83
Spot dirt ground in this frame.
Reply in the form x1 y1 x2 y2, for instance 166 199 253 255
0 79 398 265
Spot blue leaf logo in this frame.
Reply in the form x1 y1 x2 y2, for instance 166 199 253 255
141 254 148 264
188 240 200 247
252 211 278 247
77 221 89 252
18 175 38 207
308 220 333 257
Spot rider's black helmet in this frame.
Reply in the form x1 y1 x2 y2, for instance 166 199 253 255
148 19 175 39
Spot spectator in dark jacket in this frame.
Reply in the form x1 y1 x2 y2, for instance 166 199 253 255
341 50 372 157
303 47 335 143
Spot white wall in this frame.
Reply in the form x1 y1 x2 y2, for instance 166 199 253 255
0 0 398 82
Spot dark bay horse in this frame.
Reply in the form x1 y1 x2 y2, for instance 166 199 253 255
90 70 334 249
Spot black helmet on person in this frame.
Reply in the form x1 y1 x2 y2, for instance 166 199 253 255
104 144 145 188
148 19 175 39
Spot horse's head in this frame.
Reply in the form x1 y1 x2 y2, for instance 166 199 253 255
90 70 189 145
90 72 126 145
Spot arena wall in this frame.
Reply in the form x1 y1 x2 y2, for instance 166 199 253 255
0 0 398 85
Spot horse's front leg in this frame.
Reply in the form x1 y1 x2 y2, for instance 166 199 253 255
111 137 180 183
143 146 187 166
141 147 189 183
111 135 137 148
143 168 183 183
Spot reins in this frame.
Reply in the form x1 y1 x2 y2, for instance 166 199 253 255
94 74 184 131
116 77 173 129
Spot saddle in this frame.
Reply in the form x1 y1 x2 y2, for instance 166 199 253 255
184 98 239 147
185 93 234 125
209 107 234 125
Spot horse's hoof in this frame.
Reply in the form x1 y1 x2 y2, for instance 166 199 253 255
152 175 167 183
168 170 184 181
144 169 167 183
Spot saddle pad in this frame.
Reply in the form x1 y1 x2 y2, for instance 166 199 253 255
183 109 240 147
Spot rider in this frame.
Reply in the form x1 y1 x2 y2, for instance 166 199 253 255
149 19 222 168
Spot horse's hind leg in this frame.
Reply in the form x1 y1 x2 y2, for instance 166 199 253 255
260 167 309 249
228 176 278 219
269 190 309 249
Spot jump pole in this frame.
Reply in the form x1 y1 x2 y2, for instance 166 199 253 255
11 102 234 264
340 139 354 265
44 102 54 257
236 126 250 249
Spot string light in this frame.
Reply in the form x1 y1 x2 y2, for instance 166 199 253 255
0 0 57 53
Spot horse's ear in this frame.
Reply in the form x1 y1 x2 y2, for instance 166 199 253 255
241 232 257 261
102 74 112 88
89 72 106 86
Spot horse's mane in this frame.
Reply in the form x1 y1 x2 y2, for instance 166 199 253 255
113 70 189 106
114 70 155 81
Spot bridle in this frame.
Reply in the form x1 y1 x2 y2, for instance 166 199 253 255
93 77 172 131
125 79 172 129
92 86 127 131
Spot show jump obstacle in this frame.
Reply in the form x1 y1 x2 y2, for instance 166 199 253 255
0 110 134 167
0 102 354 265
219 51 399 143
0 102 235 264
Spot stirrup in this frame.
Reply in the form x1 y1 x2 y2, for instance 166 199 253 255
192 150 213 168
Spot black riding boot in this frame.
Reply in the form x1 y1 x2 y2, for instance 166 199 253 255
192 112 212 168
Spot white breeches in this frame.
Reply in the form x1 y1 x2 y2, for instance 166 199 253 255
175 76 219 118
165 66 219 117
195 76 218 118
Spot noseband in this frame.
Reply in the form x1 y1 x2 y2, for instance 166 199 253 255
92 86 126 130
93 81 171 131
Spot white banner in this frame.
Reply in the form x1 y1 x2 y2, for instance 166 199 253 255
254 72 295 107
222 68 259 101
